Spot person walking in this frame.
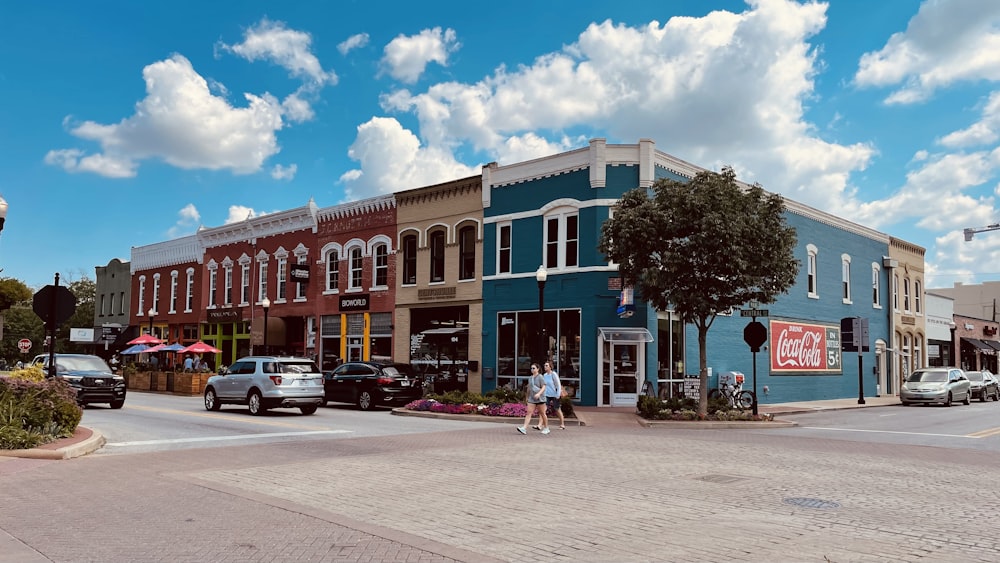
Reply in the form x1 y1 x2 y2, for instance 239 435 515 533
542 360 565 430
517 363 549 435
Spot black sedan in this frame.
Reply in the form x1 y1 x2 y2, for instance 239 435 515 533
967 370 1000 402
323 362 422 410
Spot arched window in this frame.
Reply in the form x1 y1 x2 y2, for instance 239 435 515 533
806 244 818 298
373 243 388 287
459 225 476 280
402 233 417 285
429 230 446 283
326 249 339 291
349 247 363 289
914 280 922 314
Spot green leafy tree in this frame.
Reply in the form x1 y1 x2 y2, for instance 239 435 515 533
599 167 799 416
64 276 96 354
0 278 32 313
1 305 45 362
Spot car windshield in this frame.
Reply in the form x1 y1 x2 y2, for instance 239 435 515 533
56 356 111 372
276 361 320 375
907 371 948 383
966 372 984 382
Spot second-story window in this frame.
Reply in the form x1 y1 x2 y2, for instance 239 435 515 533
240 262 250 304
258 260 268 303
544 211 578 270
185 269 194 312
326 249 339 291
170 271 178 313
841 254 851 303
893 274 899 311
99 294 106 317
430 230 445 283
903 277 911 312
806 244 818 298
915 280 922 313
459 225 475 280
402 234 417 285
209 268 217 307
138 276 146 314
276 256 287 301
373 243 388 287
152 274 160 314
224 265 233 306
871 263 881 308
498 223 511 274
350 247 363 289
296 255 308 299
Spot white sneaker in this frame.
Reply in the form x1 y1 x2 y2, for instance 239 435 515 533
516 427 526 435
541 427 551 435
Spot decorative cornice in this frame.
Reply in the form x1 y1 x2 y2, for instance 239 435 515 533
396 175 481 206
130 235 201 273
317 194 395 222
199 199 319 249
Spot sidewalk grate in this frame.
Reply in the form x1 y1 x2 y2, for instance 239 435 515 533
782 497 841 509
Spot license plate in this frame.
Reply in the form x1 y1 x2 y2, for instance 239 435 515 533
400 380 409 387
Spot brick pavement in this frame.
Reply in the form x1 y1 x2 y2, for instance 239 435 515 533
1 409 999 562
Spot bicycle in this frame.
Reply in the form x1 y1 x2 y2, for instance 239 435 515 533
708 382 755 410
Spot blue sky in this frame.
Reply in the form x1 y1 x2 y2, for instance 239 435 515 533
4 0 1000 291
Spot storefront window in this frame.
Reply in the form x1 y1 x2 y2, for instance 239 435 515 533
321 314 342 371
409 306 470 392
495 309 581 394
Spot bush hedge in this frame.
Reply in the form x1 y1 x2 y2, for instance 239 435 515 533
0 376 82 449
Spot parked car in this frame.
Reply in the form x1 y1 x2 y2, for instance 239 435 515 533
324 361 422 410
32 353 126 408
900 367 972 406
203 356 324 416
966 370 1000 402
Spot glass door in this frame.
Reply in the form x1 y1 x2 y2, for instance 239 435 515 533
611 343 639 406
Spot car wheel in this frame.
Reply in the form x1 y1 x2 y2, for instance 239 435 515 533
110 400 125 409
357 389 374 411
963 391 971 405
204 387 221 411
248 390 266 416
981 391 988 402
300 405 318 415
900 401 910 406
944 392 952 407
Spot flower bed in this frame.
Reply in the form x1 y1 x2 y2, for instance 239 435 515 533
405 399 533 418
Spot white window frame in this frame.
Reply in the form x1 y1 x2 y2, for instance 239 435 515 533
208 261 218 309
223 262 233 306
914 279 922 314
893 274 899 311
372 242 389 289
276 256 287 303
348 246 364 291
543 208 579 271
185 268 194 312
239 257 251 306
294 244 309 301
257 253 269 304
151 273 161 315
841 254 852 304
903 277 911 313
321 242 342 294
496 222 512 275
169 270 179 313
138 276 145 315
806 244 818 299
871 263 882 309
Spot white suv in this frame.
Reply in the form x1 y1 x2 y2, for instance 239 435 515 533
203 356 324 416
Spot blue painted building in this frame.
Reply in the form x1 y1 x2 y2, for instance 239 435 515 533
482 138 895 407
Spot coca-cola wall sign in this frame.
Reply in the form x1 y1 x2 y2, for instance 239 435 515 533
769 319 842 373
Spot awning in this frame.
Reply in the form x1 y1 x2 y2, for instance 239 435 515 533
598 327 654 343
962 337 995 354
985 340 1000 352
420 328 468 335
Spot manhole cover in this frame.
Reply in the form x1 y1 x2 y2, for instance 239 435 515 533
782 497 841 509
693 474 745 484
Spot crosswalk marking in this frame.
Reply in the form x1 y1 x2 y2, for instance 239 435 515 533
106 430 352 448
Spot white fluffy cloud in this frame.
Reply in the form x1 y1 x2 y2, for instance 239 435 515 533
271 163 297 180
167 203 202 238
339 33 369 55
219 18 337 86
46 54 285 177
855 0 1000 104
223 205 259 224
381 27 459 83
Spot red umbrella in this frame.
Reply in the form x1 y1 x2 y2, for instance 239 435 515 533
128 334 163 346
179 341 222 354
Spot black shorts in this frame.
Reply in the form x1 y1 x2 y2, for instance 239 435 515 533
546 396 562 410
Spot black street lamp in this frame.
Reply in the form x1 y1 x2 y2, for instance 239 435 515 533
262 297 271 356
536 265 547 364
0 195 8 235
147 307 155 337
949 321 957 368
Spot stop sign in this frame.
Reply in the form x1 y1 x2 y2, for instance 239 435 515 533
17 338 31 353
32 284 76 326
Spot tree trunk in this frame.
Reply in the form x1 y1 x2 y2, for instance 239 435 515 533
697 323 709 417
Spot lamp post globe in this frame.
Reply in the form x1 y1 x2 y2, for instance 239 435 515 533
262 297 271 356
0 195 8 235
949 321 957 368
536 265 547 364
147 307 155 336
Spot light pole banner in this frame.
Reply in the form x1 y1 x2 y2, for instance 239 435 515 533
769 319 842 374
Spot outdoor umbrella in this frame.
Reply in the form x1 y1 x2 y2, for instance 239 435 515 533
144 343 167 353
161 343 186 352
127 334 162 346
121 344 149 355
179 341 222 354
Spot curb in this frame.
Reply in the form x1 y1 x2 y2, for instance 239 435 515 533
0 427 106 460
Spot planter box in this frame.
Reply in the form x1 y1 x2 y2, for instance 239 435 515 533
172 372 208 396
126 372 151 391
151 371 170 392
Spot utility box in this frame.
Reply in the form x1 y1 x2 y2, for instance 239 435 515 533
719 371 745 389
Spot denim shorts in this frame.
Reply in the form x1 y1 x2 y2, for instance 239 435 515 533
546 396 562 410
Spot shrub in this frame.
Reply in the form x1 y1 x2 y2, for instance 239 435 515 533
0 377 82 449
7 365 45 382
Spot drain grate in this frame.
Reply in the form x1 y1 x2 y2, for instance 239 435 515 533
782 497 841 509
693 474 746 484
